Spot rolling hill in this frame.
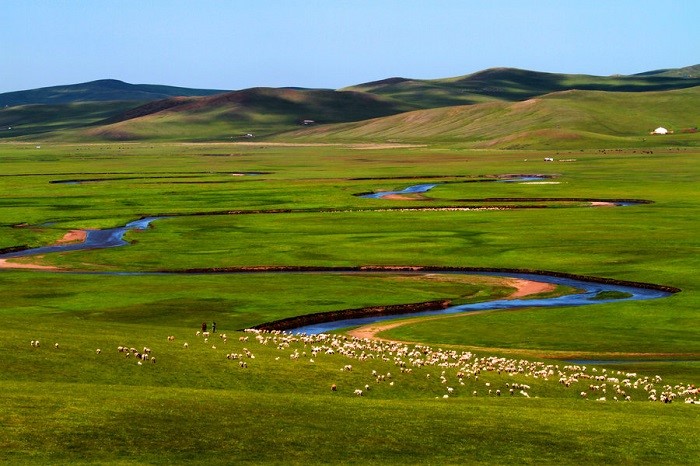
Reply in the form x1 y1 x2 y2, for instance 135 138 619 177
273 86 700 149
0 79 228 107
75 87 416 141
342 67 700 109
0 79 230 138
633 64 700 78
3 65 699 144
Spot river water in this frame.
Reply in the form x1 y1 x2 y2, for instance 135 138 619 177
0 188 674 336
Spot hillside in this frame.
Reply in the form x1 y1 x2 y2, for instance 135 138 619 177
5 65 700 143
77 87 416 141
343 67 700 109
0 79 228 107
0 101 141 138
634 64 700 78
273 86 700 149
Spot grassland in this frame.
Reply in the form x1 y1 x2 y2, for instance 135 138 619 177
0 140 698 464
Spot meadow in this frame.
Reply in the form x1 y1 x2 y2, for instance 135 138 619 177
0 141 698 464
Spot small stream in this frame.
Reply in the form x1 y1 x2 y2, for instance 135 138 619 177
0 181 676 337
290 271 673 334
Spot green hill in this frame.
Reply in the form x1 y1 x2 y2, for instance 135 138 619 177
75 87 415 141
0 101 142 139
5 65 700 143
343 67 700 109
0 79 228 107
273 86 700 149
633 64 700 78
0 80 231 138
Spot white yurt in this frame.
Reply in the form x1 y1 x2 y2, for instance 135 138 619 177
652 127 669 135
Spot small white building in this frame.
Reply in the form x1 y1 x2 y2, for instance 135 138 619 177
652 127 669 135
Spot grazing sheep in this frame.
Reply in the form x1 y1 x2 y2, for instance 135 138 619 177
96 349 101 354
151 357 156 364
167 335 175 341
331 384 337 391
183 342 189 349
54 343 59 349
354 389 363 396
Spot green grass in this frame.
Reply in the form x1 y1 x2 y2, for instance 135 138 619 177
0 141 698 464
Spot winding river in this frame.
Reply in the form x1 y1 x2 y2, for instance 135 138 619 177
0 180 678 336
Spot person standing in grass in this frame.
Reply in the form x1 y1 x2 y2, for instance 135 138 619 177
212 322 217 333
201 322 207 333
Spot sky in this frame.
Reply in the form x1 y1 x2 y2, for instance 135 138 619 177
1 0 698 94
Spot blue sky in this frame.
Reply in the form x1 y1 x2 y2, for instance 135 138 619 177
1 0 698 93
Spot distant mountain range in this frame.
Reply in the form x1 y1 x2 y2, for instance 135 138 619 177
1 65 698 147
342 66 700 109
0 79 227 107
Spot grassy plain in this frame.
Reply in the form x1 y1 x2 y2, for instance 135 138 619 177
0 141 698 464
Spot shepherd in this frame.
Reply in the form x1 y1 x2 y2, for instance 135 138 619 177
212 321 217 333
201 322 207 333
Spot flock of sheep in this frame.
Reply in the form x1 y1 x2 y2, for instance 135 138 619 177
30 329 699 405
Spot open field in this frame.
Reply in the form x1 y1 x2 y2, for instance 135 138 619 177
0 141 698 464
